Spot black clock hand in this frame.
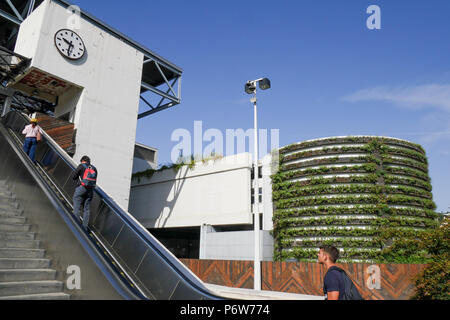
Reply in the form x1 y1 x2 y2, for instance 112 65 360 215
63 39 74 55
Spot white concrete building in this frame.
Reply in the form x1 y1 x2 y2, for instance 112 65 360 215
129 152 276 261
132 143 158 174
3 0 182 209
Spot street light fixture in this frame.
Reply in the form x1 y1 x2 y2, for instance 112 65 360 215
244 77 271 291
245 78 271 94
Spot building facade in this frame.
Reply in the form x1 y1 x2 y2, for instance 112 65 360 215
1 0 182 210
129 152 276 260
129 136 438 263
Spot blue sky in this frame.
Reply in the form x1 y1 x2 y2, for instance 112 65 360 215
70 0 450 213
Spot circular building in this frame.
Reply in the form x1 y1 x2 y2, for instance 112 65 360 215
271 136 438 262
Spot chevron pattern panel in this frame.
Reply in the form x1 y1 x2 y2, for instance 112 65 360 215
181 259 427 300
181 259 254 289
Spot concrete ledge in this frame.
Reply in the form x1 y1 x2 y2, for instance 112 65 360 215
204 283 324 300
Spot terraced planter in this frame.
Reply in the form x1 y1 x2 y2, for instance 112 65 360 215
272 136 438 263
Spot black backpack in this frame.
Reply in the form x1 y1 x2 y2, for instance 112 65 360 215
330 266 365 300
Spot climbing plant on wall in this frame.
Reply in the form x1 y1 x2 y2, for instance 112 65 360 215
272 136 438 263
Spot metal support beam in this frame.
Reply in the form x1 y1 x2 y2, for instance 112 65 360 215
138 76 180 119
26 0 36 17
0 8 22 25
141 81 180 104
154 61 177 98
6 0 24 21
139 95 154 110
138 102 176 119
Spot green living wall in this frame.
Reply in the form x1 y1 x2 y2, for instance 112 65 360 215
272 136 439 263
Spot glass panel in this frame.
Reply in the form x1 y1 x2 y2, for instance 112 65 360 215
170 281 205 300
112 225 148 273
62 178 77 203
52 160 71 187
35 143 51 165
88 193 102 225
135 249 179 300
92 202 124 245
45 158 63 184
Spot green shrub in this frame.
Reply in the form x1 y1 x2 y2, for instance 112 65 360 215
411 220 450 300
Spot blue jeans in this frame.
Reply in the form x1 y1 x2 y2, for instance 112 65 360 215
23 137 37 163
73 185 93 230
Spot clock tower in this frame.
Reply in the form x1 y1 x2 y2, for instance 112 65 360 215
10 0 144 210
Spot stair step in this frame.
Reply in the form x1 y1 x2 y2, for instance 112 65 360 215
0 207 24 216
0 232 36 240
0 292 70 300
0 216 26 225
0 191 14 198
0 248 45 258
0 202 20 211
0 195 18 203
0 224 31 232
0 210 23 218
0 239 40 249
0 280 64 296
0 191 11 196
0 269 56 282
0 258 50 269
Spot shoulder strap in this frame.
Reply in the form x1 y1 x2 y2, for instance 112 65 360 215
327 266 345 274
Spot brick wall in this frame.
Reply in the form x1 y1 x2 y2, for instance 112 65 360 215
181 259 427 300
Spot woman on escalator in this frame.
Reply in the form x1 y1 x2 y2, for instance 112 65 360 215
21 117 42 164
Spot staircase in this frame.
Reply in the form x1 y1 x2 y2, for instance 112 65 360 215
0 180 70 300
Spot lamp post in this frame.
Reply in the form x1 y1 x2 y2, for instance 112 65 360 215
245 77 271 291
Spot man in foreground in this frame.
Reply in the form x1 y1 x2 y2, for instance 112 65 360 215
318 245 364 300
318 245 345 300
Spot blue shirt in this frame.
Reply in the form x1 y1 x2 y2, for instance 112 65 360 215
323 266 345 300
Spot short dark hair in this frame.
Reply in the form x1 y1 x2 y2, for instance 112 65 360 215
320 245 340 263
80 156 91 163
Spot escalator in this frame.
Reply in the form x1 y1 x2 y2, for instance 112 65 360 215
0 110 224 300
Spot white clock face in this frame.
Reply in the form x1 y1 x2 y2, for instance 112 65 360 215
54 29 85 60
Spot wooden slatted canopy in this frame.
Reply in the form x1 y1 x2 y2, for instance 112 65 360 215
34 112 76 155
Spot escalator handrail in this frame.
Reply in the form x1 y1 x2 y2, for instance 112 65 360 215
0 117 145 300
4 110 223 300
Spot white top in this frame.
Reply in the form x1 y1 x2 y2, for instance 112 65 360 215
22 124 42 138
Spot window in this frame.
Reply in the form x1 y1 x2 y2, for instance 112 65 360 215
251 165 263 179
251 187 263 204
